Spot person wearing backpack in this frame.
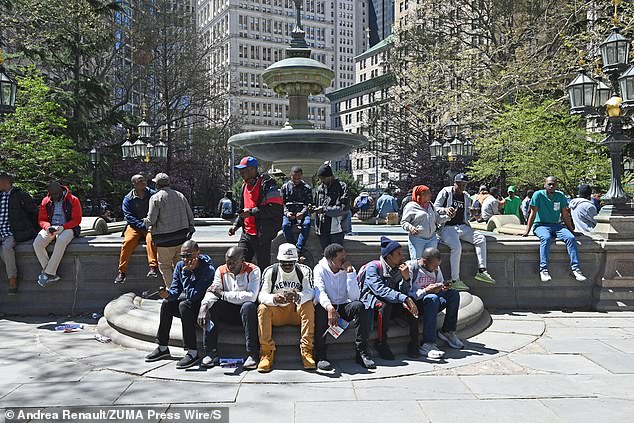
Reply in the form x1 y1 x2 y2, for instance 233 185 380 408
433 173 496 291
313 243 375 370
257 243 315 372
359 236 419 360
403 247 463 359
401 185 448 260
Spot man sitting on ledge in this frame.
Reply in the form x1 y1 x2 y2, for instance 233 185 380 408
145 240 214 369
359 236 419 361
198 246 260 370
404 247 463 359
257 243 315 372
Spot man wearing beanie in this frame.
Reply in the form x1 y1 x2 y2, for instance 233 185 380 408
313 164 349 251
569 184 597 233
359 236 419 360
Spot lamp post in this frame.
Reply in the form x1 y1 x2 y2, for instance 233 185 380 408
566 6 633 212
430 119 475 185
89 147 101 216
0 50 17 116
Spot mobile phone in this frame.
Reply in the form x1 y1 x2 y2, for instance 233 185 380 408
48 226 57 233
443 280 452 286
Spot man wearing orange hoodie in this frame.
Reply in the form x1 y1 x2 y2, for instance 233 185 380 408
33 181 82 286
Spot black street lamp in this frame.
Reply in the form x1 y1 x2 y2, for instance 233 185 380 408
89 147 101 216
0 51 17 116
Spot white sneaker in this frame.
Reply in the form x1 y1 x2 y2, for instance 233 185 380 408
437 330 464 349
572 270 587 282
540 270 552 282
419 343 445 359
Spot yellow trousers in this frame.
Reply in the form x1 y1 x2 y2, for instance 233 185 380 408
257 301 314 352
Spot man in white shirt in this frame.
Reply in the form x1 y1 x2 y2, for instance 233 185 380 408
313 243 375 370
257 243 315 372
198 247 261 370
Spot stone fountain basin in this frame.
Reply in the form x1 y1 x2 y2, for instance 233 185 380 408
228 129 367 164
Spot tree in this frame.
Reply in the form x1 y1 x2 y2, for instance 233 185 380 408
0 67 87 196
468 97 610 195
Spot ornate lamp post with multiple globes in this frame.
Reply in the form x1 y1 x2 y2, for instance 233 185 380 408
429 118 474 184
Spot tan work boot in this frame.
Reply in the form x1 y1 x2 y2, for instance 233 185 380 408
301 347 316 370
257 350 274 373
8 277 18 295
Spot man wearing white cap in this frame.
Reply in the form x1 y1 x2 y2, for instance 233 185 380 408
257 243 315 372
143 173 195 286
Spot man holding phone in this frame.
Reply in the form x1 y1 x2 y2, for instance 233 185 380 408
144 240 215 369
404 247 463 359
33 181 82 287
313 243 375 370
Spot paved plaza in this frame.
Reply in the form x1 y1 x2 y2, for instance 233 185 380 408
0 311 633 422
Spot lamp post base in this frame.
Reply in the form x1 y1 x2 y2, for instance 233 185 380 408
593 202 634 240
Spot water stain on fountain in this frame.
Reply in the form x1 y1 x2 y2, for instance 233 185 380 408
227 0 367 176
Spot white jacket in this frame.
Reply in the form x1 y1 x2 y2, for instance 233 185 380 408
259 263 314 306
313 257 360 308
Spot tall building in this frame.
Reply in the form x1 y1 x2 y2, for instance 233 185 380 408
368 0 393 46
326 34 395 189
196 0 368 132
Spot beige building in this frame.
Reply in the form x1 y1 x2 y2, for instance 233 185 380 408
196 0 369 132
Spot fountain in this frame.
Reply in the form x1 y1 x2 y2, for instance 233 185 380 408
227 0 367 175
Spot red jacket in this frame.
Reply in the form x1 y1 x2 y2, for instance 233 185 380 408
38 186 82 238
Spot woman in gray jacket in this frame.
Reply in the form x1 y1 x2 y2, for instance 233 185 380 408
401 185 448 260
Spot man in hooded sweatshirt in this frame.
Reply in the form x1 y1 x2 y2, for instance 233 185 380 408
33 181 82 286
401 185 448 260
569 184 597 233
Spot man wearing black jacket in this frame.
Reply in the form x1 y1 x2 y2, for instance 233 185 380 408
313 164 349 251
229 156 284 269
0 172 38 294
281 166 313 259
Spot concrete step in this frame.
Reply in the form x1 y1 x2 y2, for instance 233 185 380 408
98 292 490 360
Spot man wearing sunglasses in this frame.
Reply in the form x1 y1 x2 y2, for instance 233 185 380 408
145 240 215 369
523 176 587 283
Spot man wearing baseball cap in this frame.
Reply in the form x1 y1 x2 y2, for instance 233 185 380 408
143 173 195 286
502 185 523 223
257 243 315 372
433 173 496 291
229 156 283 269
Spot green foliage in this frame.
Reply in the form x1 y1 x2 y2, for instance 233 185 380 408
0 67 87 196
468 97 610 195
335 170 361 200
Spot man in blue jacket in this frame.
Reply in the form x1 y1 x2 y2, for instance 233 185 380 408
360 236 418 360
145 240 215 369
115 174 158 284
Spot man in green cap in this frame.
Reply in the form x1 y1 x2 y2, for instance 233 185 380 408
502 186 523 223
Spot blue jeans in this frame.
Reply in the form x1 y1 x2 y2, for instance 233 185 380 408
409 289 460 345
407 234 439 260
282 214 311 253
341 210 353 233
533 223 580 272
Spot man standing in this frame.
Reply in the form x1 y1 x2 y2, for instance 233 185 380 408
502 186 523 223
313 164 349 251
313 243 375 370
257 243 315 372
0 172 38 294
217 191 237 220
359 236 419 360
434 174 496 291
143 173 195 287
404 247 463 359
281 166 313 259
228 156 284 269
145 240 214 369
569 184 598 233
198 246 261 370
521 189 535 222
114 174 158 284
33 181 82 287
523 176 587 282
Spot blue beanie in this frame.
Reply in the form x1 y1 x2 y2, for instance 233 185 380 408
380 236 401 258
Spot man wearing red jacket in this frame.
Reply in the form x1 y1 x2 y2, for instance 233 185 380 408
33 182 82 286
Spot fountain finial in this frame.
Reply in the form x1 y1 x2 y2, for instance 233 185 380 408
288 0 310 57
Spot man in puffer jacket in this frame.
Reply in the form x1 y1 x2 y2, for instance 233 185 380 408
568 184 597 233
401 185 448 260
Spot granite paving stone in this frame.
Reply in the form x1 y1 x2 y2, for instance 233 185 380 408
295 401 428 423
419 398 564 423
507 354 612 375
114 380 239 405
353 375 475 400
459 375 596 399
541 398 634 423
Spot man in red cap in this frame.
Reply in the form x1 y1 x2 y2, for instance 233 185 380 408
229 156 283 269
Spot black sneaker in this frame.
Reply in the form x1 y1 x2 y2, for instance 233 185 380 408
355 350 376 369
46 273 61 284
407 342 420 358
145 347 171 362
375 341 395 360
317 359 333 371
176 353 200 369
114 272 126 284
146 267 159 278
201 349 220 368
